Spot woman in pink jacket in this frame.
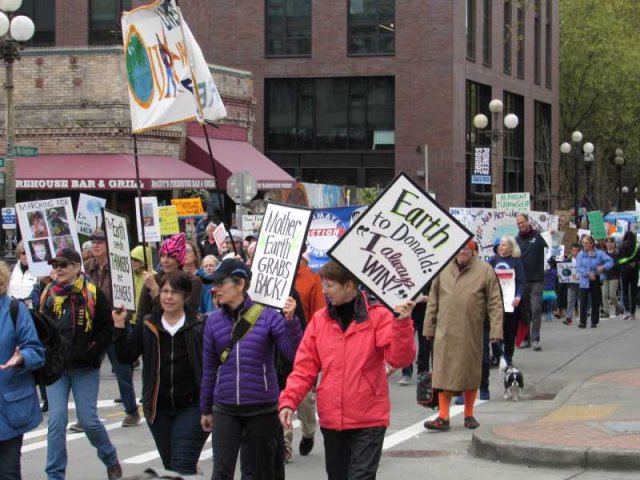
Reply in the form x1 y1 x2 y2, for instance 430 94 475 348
278 261 416 479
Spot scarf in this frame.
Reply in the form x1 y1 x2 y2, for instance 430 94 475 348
41 274 97 332
518 226 535 240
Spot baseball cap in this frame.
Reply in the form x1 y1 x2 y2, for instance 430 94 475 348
48 248 82 265
212 258 252 282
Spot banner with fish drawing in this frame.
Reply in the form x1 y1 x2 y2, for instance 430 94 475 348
329 173 472 311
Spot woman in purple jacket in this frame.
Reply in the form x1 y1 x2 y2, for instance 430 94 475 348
200 259 302 480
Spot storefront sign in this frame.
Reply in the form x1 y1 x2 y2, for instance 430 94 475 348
330 173 472 311
471 146 491 185
76 193 107 236
135 197 161 243
16 197 81 276
104 209 136 311
248 203 313 309
16 178 216 190
159 206 180 235
171 198 205 218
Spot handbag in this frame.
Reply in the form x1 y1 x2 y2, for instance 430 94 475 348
416 340 438 408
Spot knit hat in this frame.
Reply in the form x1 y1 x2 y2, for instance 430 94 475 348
160 232 186 266
131 245 153 266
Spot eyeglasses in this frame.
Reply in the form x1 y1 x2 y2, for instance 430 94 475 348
160 288 184 297
51 262 73 269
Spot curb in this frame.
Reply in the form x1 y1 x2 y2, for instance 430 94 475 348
471 429 640 470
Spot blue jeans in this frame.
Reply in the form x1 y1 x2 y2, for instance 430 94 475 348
46 368 118 480
107 344 138 415
0 434 23 480
147 404 210 475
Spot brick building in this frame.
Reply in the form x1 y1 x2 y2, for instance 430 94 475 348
8 0 559 210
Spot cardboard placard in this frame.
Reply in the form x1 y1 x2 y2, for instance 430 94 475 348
496 192 530 211
248 203 313 309
329 173 472 311
135 197 161 243
171 198 206 218
16 197 81 276
495 269 515 312
159 205 180 235
587 211 607 240
76 193 107 236
558 262 579 284
104 209 136 311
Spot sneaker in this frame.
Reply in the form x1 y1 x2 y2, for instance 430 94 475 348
69 422 83 433
454 395 464 405
562 319 573 326
623 313 631 320
299 435 314 456
532 341 541 351
122 412 141 427
397 375 411 386
107 461 123 480
518 340 531 349
479 389 490 401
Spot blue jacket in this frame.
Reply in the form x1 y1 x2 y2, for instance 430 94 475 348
200 295 302 413
576 249 613 288
0 295 45 441
489 255 525 298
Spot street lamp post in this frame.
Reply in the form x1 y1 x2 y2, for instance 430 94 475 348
0 0 34 261
614 148 625 211
583 145 595 207
560 131 593 228
472 99 519 207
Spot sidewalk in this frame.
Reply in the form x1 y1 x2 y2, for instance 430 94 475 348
472 368 640 470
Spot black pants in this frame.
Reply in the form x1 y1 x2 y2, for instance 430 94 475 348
502 312 518 365
401 313 430 376
620 267 638 315
212 410 279 480
0 434 23 480
147 404 210 475
579 280 602 327
321 427 386 480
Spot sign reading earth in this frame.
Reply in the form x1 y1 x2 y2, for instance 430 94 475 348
125 27 154 108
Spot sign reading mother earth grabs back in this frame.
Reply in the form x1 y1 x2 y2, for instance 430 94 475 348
248 203 313 309
103 209 136 312
329 173 472 311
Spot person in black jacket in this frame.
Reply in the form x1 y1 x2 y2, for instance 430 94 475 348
617 231 639 319
39 248 122 480
113 270 209 475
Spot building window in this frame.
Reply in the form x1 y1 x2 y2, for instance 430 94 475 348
466 0 476 61
534 101 552 211
266 76 394 151
465 80 492 207
266 0 311 57
348 0 395 56
17 0 55 46
503 0 512 74
534 0 541 84
545 0 552 88
503 91 524 193
516 4 524 79
482 0 492 66
89 0 131 45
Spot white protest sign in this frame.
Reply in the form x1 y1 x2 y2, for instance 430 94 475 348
104 209 136 311
16 197 81 276
496 192 530 211
242 214 263 238
329 173 472 311
494 269 516 312
248 203 312 309
213 223 227 251
557 262 579 284
76 193 107 236
135 197 161 243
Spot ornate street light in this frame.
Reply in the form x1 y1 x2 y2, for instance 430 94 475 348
0 0 34 260
472 99 519 207
614 148 625 211
560 131 594 228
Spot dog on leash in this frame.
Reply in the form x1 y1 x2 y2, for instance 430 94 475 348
503 366 524 401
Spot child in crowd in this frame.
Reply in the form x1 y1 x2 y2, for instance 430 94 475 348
543 258 558 321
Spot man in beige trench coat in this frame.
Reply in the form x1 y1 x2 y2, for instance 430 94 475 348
423 240 503 431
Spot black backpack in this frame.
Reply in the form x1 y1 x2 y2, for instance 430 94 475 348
10 299 64 386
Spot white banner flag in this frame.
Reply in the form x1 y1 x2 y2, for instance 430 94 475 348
121 0 226 132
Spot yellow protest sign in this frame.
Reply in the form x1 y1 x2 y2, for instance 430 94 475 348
171 198 205 218
159 206 180 235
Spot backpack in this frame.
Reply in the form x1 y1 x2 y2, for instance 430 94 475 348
10 299 64 386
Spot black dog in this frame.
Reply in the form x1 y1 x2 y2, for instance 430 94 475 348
503 366 524 401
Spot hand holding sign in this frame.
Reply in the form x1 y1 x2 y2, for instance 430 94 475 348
393 300 416 320
282 296 297 321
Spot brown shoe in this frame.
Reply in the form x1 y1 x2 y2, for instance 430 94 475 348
424 417 450 431
464 416 480 429
122 412 141 427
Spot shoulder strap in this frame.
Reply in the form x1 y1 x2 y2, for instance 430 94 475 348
219 304 265 364
9 298 19 329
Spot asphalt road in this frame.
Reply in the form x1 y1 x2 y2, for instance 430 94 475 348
21 314 640 479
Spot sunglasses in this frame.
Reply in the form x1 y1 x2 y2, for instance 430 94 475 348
51 262 74 269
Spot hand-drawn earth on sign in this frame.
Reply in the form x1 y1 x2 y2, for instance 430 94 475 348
125 26 154 108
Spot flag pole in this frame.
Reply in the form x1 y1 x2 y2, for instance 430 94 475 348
133 133 149 271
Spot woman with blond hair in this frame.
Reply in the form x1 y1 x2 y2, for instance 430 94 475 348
489 236 525 366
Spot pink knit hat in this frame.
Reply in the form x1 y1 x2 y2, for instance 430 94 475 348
160 232 186 266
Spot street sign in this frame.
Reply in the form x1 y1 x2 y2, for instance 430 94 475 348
9 146 38 157
2 207 16 230
226 171 257 205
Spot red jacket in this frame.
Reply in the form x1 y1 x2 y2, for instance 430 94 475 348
279 294 415 430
